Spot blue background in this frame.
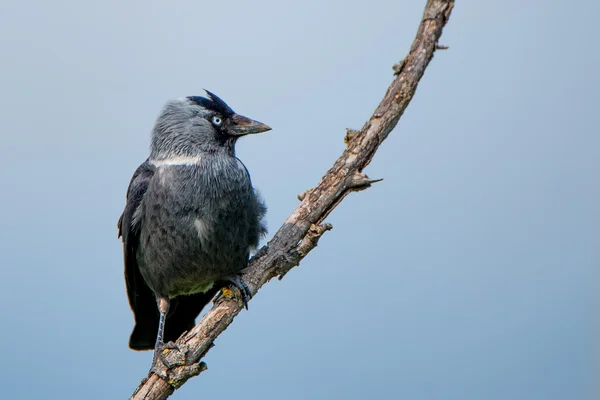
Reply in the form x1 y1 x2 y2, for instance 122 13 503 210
0 0 597 398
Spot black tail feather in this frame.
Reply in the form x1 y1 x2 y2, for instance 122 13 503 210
128 285 223 351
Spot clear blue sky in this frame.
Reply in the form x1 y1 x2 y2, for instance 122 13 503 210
0 1 597 399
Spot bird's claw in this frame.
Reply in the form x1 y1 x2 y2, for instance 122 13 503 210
229 275 253 309
215 275 253 309
152 342 183 369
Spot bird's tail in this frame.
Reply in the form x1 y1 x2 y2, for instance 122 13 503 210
129 287 223 351
129 319 159 351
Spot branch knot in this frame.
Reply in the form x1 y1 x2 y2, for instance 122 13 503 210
347 173 383 191
296 223 332 258
344 128 361 146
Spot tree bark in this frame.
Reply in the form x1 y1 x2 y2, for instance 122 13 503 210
130 1 455 398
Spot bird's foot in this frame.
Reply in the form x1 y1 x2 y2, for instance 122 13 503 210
215 275 253 309
152 342 184 370
150 341 205 382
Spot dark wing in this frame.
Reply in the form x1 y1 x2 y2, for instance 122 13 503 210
117 159 159 350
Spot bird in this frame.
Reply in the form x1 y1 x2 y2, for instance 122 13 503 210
117 90 269 354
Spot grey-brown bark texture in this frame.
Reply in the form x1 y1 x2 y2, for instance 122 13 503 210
129 1 455 398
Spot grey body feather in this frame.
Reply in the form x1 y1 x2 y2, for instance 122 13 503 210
138 156 266 298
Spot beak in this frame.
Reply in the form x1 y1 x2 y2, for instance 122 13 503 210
228 114 271 136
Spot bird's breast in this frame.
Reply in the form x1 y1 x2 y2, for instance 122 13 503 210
142 157 254 259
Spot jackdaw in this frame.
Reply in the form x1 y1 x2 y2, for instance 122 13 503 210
117 91 269 353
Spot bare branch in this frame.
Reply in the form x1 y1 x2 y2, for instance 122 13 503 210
130 0 454 398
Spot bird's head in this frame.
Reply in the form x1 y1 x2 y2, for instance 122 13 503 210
149 90 271 161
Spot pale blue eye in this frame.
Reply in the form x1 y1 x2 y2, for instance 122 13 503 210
211 116 222 126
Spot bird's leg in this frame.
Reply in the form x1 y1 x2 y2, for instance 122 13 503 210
152 297 173 366
215 275 253 309
155 297 170 348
